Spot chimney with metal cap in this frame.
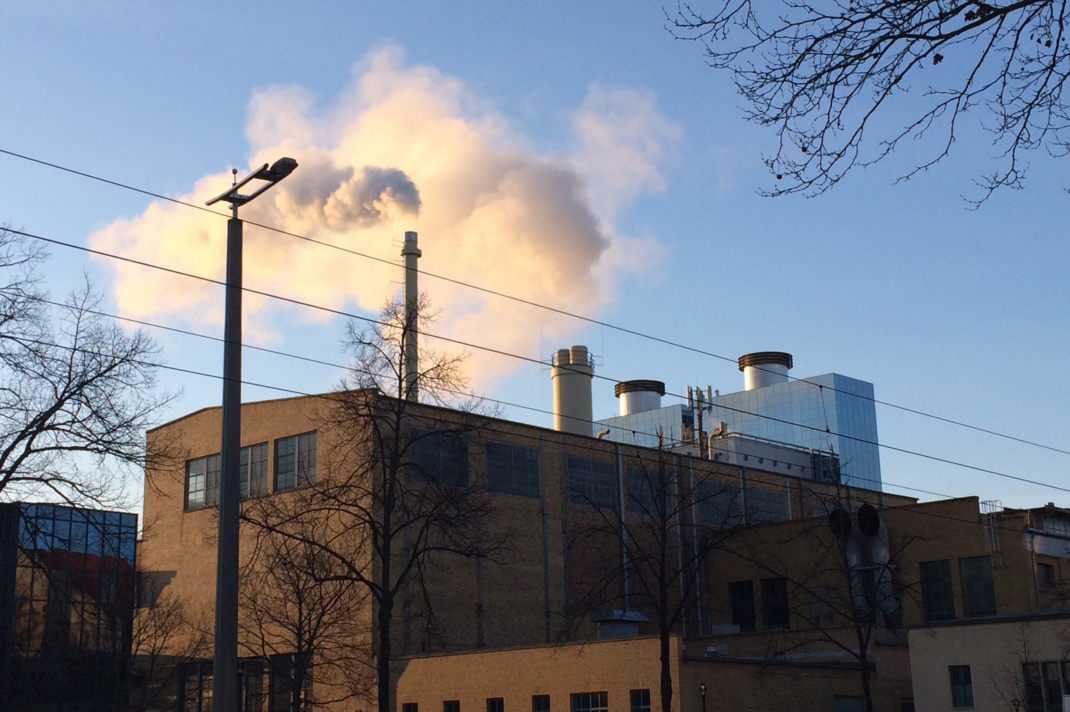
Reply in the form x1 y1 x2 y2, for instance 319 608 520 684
615 380 666 416
552 345 594 435
738 351 793 391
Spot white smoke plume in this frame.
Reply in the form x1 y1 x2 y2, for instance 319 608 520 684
89 46 680 388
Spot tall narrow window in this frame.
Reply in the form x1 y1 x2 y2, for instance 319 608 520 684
919 560 956 622
275 432 317 492
728 580 756 632
241 442 269 498
630 689 651 712
185 454 220 510
959 555 997 617
760 576 790 629
532 696 550 712
948 665 973 708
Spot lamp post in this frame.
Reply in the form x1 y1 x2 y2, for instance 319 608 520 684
699 683 707 712
206 157 297 712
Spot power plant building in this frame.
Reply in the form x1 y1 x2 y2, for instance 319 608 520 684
596 352 882 491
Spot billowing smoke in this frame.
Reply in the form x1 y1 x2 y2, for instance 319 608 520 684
88 46 680 388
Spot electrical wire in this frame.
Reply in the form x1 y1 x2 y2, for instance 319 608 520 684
2 146 1068 459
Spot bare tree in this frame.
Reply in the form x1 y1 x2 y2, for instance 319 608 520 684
568 444 740 712
716 487 910 712
243 297 501 712
239 533 372 711
0 227 173 503
671 0 1070 201
127 586 211 712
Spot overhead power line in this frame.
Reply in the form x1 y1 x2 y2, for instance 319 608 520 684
1 147 1067 459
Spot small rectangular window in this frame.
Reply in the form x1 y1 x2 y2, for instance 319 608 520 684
532 695 550 712
570 692 608 712
275 432 317 492
760 576 790 630
486 441 540 498
1038 562 1056 587
629 690 651 712
487 698 504 712
948 665 973 708
728 580 756 632
403 704 419 712
444 702 461 712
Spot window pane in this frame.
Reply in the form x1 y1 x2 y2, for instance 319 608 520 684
630 690 651 712
728 580 756 632
920 560 955 622
487 441 540 498
411 428 469 487
949 665 974 708
761 576 789 629
532 696 550 712
959 556 997 617
567 456 617 508
275 433 315 492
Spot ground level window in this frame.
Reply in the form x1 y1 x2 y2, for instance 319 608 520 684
487 698 504 712
630 689 651 712
1023 660 1070 712
444 701 461 712
532 695 550 712
402 704 418 712
570 692 608 712
948 665 974 708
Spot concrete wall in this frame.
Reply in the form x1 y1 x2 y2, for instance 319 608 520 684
908 615 1070 711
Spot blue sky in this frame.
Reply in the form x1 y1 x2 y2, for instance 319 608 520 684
1 1 1067 510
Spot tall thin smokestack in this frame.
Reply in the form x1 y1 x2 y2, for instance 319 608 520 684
552 345 594 435
402 231 421 401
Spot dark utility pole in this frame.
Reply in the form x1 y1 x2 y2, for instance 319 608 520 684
205 157 297 712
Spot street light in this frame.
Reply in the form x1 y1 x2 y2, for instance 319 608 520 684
205 157 297 712
699 683 707 712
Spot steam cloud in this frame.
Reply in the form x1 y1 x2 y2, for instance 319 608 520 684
89 46 680 388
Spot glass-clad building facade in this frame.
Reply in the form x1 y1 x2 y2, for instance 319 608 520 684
705 373 881 490
0 502 138 712
597 373 881 491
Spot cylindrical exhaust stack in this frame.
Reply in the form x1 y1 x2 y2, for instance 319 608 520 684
738 351 793 391
552 345 594 436
402 231 422 402
615 380 665 416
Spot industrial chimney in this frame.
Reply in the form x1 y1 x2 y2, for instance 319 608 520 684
614 380 665 416
401 231 421 402
552 345 594 436
738 351 793 391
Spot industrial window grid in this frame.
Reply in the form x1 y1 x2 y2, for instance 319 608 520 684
184 441 272 510
1022 660 1070 712
486 441 540 498
570 692 608 712
275 431 317 492
410 427 470 488
696 481 741 527
567 456 617 509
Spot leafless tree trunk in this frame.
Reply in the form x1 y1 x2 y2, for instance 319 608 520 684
243 297 502 712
